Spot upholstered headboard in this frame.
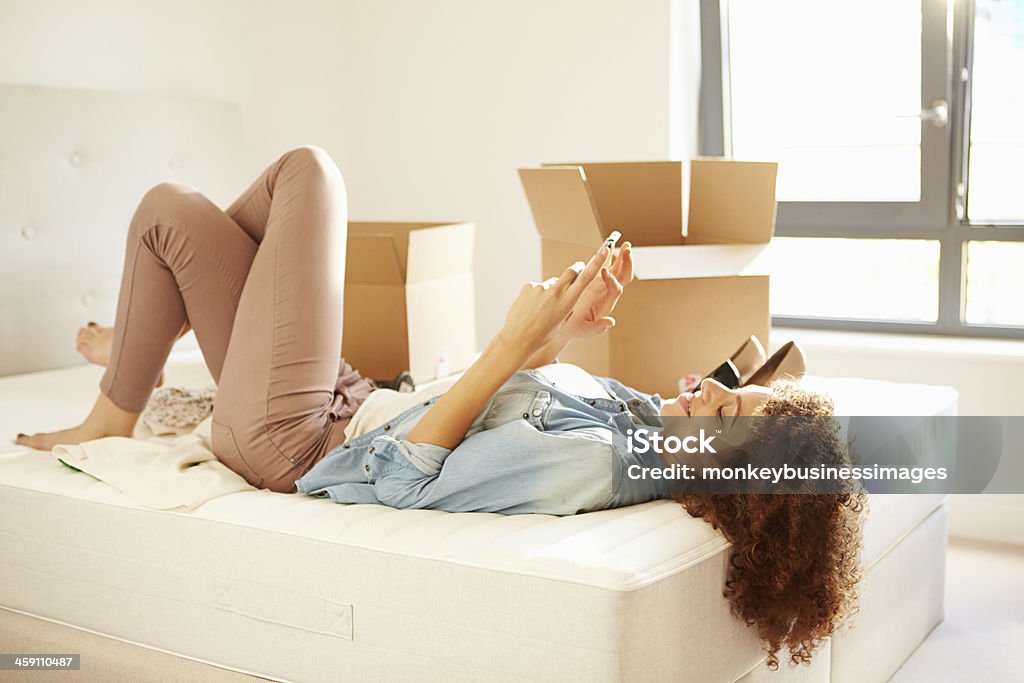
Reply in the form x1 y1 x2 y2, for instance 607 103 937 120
0 84 243 376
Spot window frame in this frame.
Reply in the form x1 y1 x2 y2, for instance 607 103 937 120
699 0 1024 340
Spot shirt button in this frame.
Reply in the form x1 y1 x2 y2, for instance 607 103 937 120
343 444 350 449
522 412 529 419
369 446 376 454
364 464 371 473
384 424 391 431
532 409 542 417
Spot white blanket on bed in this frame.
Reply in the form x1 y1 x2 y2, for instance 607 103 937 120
50 418 254 510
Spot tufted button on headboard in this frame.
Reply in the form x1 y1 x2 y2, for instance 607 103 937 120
0 84 243 376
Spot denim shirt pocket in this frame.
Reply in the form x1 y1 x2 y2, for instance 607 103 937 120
479 389 550 431
364 440 409 480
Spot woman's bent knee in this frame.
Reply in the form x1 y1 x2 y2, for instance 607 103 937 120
128 182 214 243
138 182 191 213
283 145 330 167
280 145 343 184
129 183 188 238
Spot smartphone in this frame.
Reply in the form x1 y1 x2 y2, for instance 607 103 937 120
602 231 621 268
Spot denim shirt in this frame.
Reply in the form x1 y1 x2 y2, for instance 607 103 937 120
295 369 674 515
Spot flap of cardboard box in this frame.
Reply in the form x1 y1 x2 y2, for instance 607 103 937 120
686 159 777 245
521 159 778 248
347 233 406 285
565 161 686 247
520 162 685 247
629 244 770 281
346 222 473 286
518 167 604 246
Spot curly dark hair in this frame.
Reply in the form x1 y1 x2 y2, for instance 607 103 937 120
675 381 866 669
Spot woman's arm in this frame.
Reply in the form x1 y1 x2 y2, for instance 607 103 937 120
406 247 608 450
519 330 572 371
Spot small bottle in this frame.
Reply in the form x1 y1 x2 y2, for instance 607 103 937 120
435 347 450 380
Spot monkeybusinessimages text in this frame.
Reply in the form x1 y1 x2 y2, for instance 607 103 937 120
625 428 950 485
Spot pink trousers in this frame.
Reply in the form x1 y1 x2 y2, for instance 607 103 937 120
100 147 372 492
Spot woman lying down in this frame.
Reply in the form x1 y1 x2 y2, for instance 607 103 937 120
16 147 864 668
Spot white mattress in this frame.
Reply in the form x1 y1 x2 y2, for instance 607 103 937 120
0 352 957 682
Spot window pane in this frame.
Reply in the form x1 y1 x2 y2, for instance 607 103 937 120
728 0 922 202
964 242 1024 325
967 0 1024 222
766 238 939 321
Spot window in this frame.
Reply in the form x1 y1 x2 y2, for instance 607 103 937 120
729 0 924 203
700 0 1024 338
967 0 1024 222
964 241 1024 325
765 238 940 322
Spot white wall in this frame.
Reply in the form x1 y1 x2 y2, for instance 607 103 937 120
1 0 693 346
338 0 690 342
0 0 352 181
0 1 248 102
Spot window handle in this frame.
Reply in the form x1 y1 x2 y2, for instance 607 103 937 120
896 99 949 128
920 99 949 127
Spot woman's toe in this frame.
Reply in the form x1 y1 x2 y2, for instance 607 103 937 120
79 330 97 349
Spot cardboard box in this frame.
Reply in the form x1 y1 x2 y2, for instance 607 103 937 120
519 160 777 398
343 222 476 384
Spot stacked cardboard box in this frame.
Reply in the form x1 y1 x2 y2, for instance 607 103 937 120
342 222 476 385
519 160 777 398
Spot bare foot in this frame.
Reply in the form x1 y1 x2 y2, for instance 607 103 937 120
75 322 163 386
16 393 139 451
16 423 118 451
75 322 113 366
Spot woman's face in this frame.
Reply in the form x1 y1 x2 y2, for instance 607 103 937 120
660 378 771 418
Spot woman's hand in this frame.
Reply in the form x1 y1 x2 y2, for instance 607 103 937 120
496 246 608 359
562 241 634 340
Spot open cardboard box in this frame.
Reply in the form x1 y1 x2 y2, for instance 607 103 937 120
519 160 777 398
343 222 476 385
